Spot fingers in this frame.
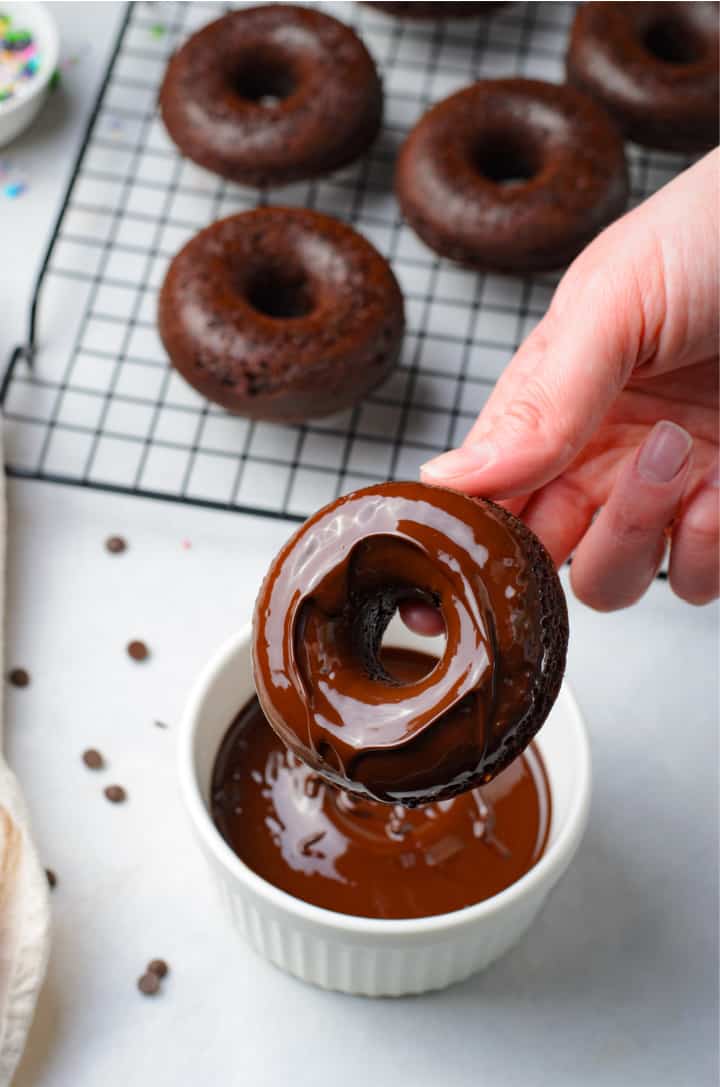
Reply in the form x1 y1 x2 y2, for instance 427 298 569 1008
669 462 720 605
421 234 642 497
421 154 719 502
570 421 692 611
632 151 719 379
494 494 531 518
398 601 445 637
521 478 596 569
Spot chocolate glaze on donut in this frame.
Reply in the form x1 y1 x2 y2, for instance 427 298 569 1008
159 5 382 186
252 482 568 806
396 79 628 275
567 2 719 153
158 208 404 422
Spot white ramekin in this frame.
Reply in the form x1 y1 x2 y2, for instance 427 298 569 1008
0 3 59 148
179 623 591 996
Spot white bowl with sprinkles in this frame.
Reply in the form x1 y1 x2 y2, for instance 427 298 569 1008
0 2 58 147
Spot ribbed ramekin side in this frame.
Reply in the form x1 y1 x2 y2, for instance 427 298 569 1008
212 865 548 997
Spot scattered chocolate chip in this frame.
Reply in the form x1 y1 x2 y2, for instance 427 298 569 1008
8 668 30 688
127 640 149 662
104 784 127 804
45 868 57 889
147 959 169 979
105 535 127 554
138 972 160 996
82 748 104 770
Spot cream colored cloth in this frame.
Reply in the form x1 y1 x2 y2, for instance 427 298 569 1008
0 445 51 1086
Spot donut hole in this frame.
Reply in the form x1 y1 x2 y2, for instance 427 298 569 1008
642 17 705 64
245 267 314 319
380 604 446 681
232 53 297 106
471 131 542 187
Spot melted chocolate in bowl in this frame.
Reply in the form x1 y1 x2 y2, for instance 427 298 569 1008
212 649 552 921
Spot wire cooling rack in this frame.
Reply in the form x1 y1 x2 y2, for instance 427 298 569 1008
3 0 692 521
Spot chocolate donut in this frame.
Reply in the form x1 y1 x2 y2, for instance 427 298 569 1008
395 78 629 274
368 3 507 17
158 208 404 422
253 482 568 806
567 2 719 152
159 5 382 186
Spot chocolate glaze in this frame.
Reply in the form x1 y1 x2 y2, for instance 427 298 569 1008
212 650 552 920
158 208 404 422
395 78 629 274
252 482 568 806
159 5 382 186
567 2 719 153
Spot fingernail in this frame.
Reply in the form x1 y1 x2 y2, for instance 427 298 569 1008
637 421 692 484
421 443 494 481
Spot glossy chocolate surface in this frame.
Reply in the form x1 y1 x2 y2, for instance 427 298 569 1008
252 482 567 805
212 650 552 920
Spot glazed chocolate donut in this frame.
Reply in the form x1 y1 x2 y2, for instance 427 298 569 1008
395 78 629 274
567 2 719 152
158 208 404 422
253 482 568 806
159 5 382 186
368 3 507 17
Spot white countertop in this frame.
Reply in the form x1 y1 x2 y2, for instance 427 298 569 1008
4 5 718 1086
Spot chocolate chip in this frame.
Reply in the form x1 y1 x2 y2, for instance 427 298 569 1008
127 640 149 662
45 868 57 888
104 784 127 803
105 535 127 554
138 972 160 996
82 748 104 770
153 720 169 730
147 959 169 979
8 668 30 688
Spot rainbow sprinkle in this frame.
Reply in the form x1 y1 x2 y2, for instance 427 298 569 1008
0 12 42 106
3 179 26 198
0 158 28 198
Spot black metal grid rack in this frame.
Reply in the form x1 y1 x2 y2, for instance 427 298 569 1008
3 0 692 522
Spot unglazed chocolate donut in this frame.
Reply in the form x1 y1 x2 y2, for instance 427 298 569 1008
253 482 568 806
368 3 507 17
158 209 404 421
567 3 719 152
159 5 382 186
395 78 629 274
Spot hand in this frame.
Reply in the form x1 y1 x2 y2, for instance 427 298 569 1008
407 150 718 625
